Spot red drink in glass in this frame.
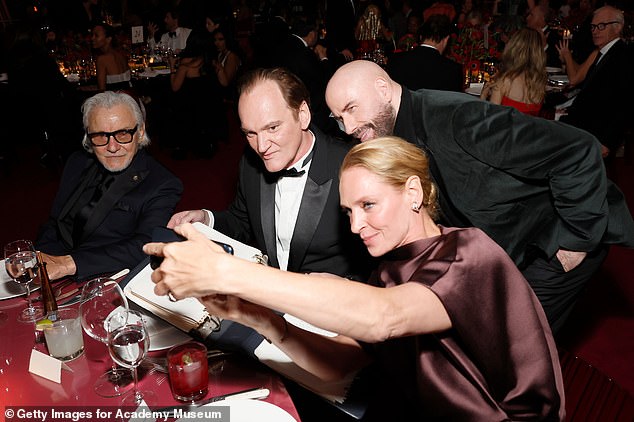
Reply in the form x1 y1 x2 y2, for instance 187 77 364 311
167 342 209 402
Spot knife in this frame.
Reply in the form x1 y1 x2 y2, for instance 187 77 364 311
155 387 270 416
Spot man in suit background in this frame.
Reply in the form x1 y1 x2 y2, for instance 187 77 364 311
326 60 634 334
169 67 370 278
36 91 183 280
274 17 339 136
387 14 463 92
560 5 634 157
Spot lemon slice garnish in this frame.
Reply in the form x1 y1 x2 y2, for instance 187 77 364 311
35 318 54 331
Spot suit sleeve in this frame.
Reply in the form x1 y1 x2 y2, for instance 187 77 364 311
452 101 608 253
70 173 183 279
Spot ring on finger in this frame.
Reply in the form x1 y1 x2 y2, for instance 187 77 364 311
168 291 178 302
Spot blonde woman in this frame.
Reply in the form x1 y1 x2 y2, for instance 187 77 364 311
146 137 564 420
481 28 547 116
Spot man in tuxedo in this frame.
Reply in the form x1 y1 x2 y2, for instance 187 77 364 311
168 68 372 421
168 67 370 278
36 91 183 280
560 5 634 157
387 14 463 92
147 8 192 54
526 1 562 67
326 60 634 334
273 18 339 135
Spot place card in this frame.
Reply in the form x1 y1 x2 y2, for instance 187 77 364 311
132 26 144 44
28 349 73 383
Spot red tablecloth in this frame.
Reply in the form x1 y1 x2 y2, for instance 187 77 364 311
0 296 300 421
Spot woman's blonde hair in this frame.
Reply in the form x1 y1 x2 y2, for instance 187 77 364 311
341 136 439 220
495 28 547 104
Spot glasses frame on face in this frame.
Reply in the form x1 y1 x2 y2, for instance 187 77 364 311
590 21 620 31
87 125 138 147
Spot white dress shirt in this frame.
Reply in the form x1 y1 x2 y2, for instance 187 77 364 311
148 26 192 53
275 134 315 270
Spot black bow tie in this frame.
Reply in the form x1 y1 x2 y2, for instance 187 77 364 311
277 168 306 178
168 31 177 38
275 147 314 179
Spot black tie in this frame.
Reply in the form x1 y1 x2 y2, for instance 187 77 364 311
585 51 603 83
275 148 314 179
277 168 306 178
169 31 177 38
72 172 115 244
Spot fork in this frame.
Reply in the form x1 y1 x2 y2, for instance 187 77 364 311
144 350 232 373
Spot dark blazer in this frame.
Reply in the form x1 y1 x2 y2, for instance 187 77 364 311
393 88 634 268
36 149 183 279
560 40 634 151
388 45 464 92
276 34 339 135
213 126 371 278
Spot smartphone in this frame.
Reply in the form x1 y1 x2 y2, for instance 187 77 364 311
149 226 234 269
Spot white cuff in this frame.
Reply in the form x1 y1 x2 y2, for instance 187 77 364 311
202 209 215 228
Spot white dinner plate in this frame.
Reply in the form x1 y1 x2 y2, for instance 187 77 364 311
548 75 570 85
0 259 40 300
465 82 484 96
143 312 192 351
546 66 563 74
175 399 297 422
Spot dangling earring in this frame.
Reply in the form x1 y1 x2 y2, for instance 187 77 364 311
411 202 420 212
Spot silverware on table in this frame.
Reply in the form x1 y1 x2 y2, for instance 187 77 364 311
154 387 270 416
144 349 232 373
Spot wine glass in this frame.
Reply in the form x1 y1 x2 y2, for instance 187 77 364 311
79 277 133 397
106 309 156 407
4 240 43 323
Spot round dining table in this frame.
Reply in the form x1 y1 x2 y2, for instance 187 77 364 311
0 286 300 421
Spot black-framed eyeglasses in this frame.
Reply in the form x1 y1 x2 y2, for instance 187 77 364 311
590 21 620 31
87 125 138 146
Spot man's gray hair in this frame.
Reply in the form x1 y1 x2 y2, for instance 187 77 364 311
81 91 150 153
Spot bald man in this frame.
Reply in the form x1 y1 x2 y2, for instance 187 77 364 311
325 60 634 334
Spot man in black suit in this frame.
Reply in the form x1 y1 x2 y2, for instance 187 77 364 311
169 67 369 278
274 18 339 136
326 60 634 334
387 14 463 92
36 91 183 280
526 2 562 68
560 5 634 157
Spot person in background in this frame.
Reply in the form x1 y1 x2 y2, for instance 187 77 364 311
147 7 192 54
525 1 562 67
92 23 131 91
146 136 565 420
559 5 633 158
167 30 221 159
210 27 241 95
324 60 634 334
36 91 182 280
388 14 463 92
555 38 599 86
481 27 546 116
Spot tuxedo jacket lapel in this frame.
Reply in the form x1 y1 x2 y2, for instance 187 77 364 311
56 162 100 247
260 176 278 268
288 177 332 272
80 155 148 243
287 131 333 272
